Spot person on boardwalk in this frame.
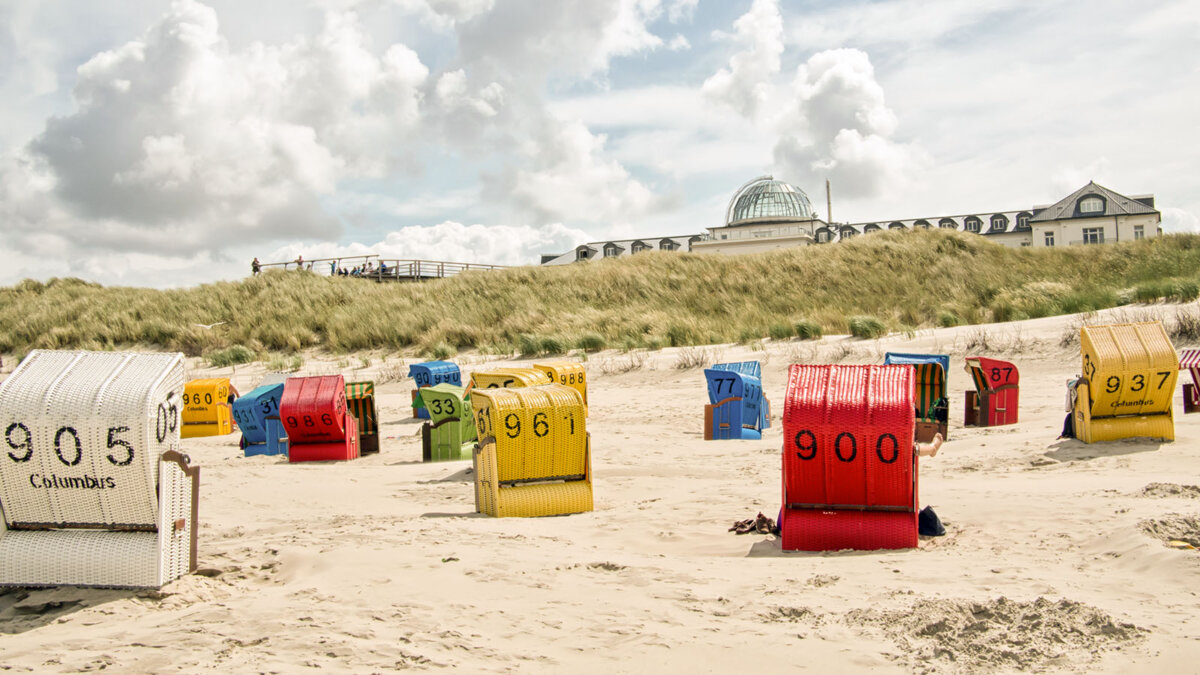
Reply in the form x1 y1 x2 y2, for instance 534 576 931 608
251 257 261 276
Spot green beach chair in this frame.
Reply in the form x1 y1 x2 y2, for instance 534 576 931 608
420 383 476 462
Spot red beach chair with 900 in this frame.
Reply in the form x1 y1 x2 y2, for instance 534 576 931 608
280 375 359 462
780 364 918 551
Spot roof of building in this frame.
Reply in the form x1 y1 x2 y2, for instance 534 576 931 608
1030 181 1158 223
725 176 815 226
539 235 699 265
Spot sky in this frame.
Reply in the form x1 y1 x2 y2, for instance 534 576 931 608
1 0 1197 288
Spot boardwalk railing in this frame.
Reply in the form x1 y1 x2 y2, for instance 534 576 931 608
256 255 508 281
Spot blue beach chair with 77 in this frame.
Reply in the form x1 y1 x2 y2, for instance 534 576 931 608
704 365 768 440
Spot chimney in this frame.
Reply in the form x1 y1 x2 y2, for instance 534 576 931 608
825 179 832 224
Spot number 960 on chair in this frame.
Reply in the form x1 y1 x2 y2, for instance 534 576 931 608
469 384 592 518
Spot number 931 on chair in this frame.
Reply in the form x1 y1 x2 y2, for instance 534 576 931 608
469 384 592 518
0 350 199 588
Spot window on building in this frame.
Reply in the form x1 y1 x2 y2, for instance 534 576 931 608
964 216 982 233
1080 196 1104 214
576 248 590 261
720 234 728 240
1083 227 1104 245
1134 225 1145 240
816 230 830 243
630 241 648 254
604 244 620 258
938 218 956 229
1044 232 1055 247
990 214 1008 232
752 230 774 238
660 240 677 251
1016 212 1031 229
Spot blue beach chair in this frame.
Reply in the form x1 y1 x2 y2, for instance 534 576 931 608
233 383 289 456
704 367 765 440
408 361 462 419
712 361 771 429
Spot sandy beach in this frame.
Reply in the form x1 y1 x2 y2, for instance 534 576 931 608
2 306 1199 673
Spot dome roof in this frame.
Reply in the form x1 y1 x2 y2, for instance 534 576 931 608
725 176 815 226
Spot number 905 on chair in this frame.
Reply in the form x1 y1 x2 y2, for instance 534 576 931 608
0 350 199 588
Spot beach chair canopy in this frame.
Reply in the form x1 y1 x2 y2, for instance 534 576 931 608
884 352 948 422
0 350 198 588
780 364 917 551
408 361 461 388
965 357 1018 390
421 383 476 462
1178 348 1200 387
533 361 588 406
181 377 233 438
712 361 761 379
1080 322 1177 418
344 381 379 455
232 383 283 444
964 357 1019 427
470 384 592 517
280 375 359 462
471 368 552 391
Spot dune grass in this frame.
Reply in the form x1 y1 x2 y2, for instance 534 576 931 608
3 229 1200 359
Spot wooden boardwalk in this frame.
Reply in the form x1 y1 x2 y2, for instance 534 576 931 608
256 255 507 281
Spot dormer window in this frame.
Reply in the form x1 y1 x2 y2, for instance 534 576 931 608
1016 212 1031 229
576 248 590 261
603 243 621 258
964 216 982 233
659 239 678 251
939 218 957 229
1080 196 1104 214
990 214 1008 232
631 241 650 254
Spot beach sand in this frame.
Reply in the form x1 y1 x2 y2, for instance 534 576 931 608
2 307 1200 673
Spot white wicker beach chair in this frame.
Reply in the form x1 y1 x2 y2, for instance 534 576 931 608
0 350 199 589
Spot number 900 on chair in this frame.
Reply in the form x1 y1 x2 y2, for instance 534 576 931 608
470 384 592 518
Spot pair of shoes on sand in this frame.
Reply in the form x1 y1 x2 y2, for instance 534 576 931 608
730 512 778 535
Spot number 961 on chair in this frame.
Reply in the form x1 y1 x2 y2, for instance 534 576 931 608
469 384 592 518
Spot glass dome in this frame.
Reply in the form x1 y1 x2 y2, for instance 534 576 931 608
725 176 815 226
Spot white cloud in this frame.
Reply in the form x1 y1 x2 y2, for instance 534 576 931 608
1161 207 1199 234
772 48 924 200
667 0 699 23
701 0 783 118
275 220 591 266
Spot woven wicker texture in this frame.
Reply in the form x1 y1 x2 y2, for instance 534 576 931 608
470 384 592 517
420 383 476 462
180 378 233 438
0 350 183 529
471 368 552 391
703 368 764 440
0 350 198 588
781 364 917 551
408 361 462 419
231 384 288 456
1073 322 1178 443
1180 349 1200 413
712 361 761 378
281 376 359 462
280 376 348 443
345 381 379 455
963 357 1019 427
1080 322 1178 418
710 362 770 429
533 361 588 406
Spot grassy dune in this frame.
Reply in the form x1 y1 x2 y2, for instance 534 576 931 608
3 229 1200 361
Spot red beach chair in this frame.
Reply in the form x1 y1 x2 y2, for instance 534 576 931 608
780 364 918 551
280 375 360 462
1181 349 1200 414
963 357 1019 426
